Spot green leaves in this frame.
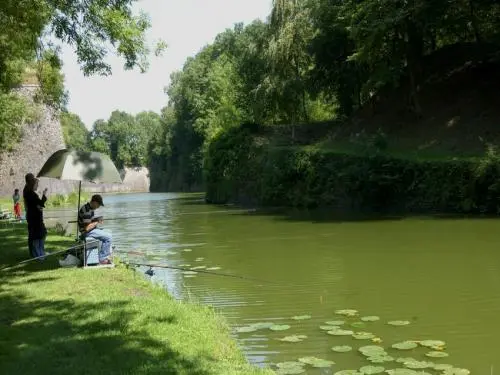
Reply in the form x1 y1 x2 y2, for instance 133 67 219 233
89 110 161 168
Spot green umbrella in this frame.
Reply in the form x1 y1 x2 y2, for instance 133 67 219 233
37 149 122 184
37 149 122 236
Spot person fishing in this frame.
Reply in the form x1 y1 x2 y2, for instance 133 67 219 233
78 194 113 265
23 174 48 260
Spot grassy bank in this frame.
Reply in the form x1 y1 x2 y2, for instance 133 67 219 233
205 124 500 214
0 191 91 212
0 224 272 375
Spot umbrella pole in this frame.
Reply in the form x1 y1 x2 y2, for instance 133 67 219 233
75 181 81 241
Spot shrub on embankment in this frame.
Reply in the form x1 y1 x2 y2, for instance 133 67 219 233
204 125 500 214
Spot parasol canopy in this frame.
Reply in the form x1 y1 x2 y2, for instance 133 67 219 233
37 149 122 184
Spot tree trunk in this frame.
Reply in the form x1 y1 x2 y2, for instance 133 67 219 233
468 0 482 44
406 17 424 117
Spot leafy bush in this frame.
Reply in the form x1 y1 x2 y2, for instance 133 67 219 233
205 124 500 214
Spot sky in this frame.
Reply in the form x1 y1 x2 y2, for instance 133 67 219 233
61 0 273 130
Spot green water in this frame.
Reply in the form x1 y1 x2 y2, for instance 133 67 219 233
51 192 500 374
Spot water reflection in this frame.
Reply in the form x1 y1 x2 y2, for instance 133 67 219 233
45 193 500 374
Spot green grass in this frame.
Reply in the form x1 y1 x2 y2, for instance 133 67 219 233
271 139 484 162
0 191 91 211
0 225 273 375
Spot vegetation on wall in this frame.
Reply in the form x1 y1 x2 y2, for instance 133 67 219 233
205 124 500 214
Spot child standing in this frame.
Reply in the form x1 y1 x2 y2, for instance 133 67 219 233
13 188 21 220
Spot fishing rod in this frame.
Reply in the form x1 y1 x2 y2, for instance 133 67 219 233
65 208 258 223
0 242 84 272
126 261 277 285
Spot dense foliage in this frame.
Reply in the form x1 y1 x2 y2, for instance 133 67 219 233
149 0 500 192
205 125 500 214
0 0 161 151
61 109 161 170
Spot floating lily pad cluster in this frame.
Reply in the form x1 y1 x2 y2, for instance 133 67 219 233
275 357 336 374
235 322 290 333
233 309 470 375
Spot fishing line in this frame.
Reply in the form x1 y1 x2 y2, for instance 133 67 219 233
126 261 279 285
62 208 258 223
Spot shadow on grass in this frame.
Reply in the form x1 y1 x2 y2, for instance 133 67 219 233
0 292 212 375
0 225 222 375
0 225 74 272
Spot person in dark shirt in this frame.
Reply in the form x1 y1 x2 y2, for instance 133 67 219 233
23 173 48 259
78 194 113 265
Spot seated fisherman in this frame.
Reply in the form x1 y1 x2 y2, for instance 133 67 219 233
78 194 112 265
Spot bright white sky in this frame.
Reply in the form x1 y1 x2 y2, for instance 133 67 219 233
60 0 272 130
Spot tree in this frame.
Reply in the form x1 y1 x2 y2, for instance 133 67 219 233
89 110 161 169
0 0 162 151
60 111 89 151
267 0 315 123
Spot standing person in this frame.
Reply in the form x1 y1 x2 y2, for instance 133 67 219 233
13 188 22 220
78 194 113 265
23 174 48 260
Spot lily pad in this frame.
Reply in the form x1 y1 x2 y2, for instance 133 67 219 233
332 345 352 353
277 362 303 368
320 325 340 331
419 340 446 348
326 320 345 325
270 324 291 331
367 355 394 363
353 331 375 340
335 309 358 316
426 351 449 358
249 322 275 329
392 341 418 350
276 368 305 375
206 266 221 270
291 315 312 320
351 322 367 328
396 357 416 364
327 329 354 336
182 249 192 252
236 325 258 333
388 320 411 326
361 316 380 322
385 369 419 375
359 345 386 355
403 360 435 369
360 366 385 374
275 361 306 375
278 335 308 343
434 364 453 371
443 369 470 375
298 356 335 368
335 371 362 375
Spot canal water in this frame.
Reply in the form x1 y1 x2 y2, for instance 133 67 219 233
48 192 500 374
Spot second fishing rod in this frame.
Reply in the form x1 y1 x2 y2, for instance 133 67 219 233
60 208 257 223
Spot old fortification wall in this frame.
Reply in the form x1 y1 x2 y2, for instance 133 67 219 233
0 85 150 196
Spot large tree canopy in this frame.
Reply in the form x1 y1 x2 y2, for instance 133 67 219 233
145 0 500 192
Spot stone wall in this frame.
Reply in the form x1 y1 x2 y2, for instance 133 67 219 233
0 85 150 197
0 85 67 196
